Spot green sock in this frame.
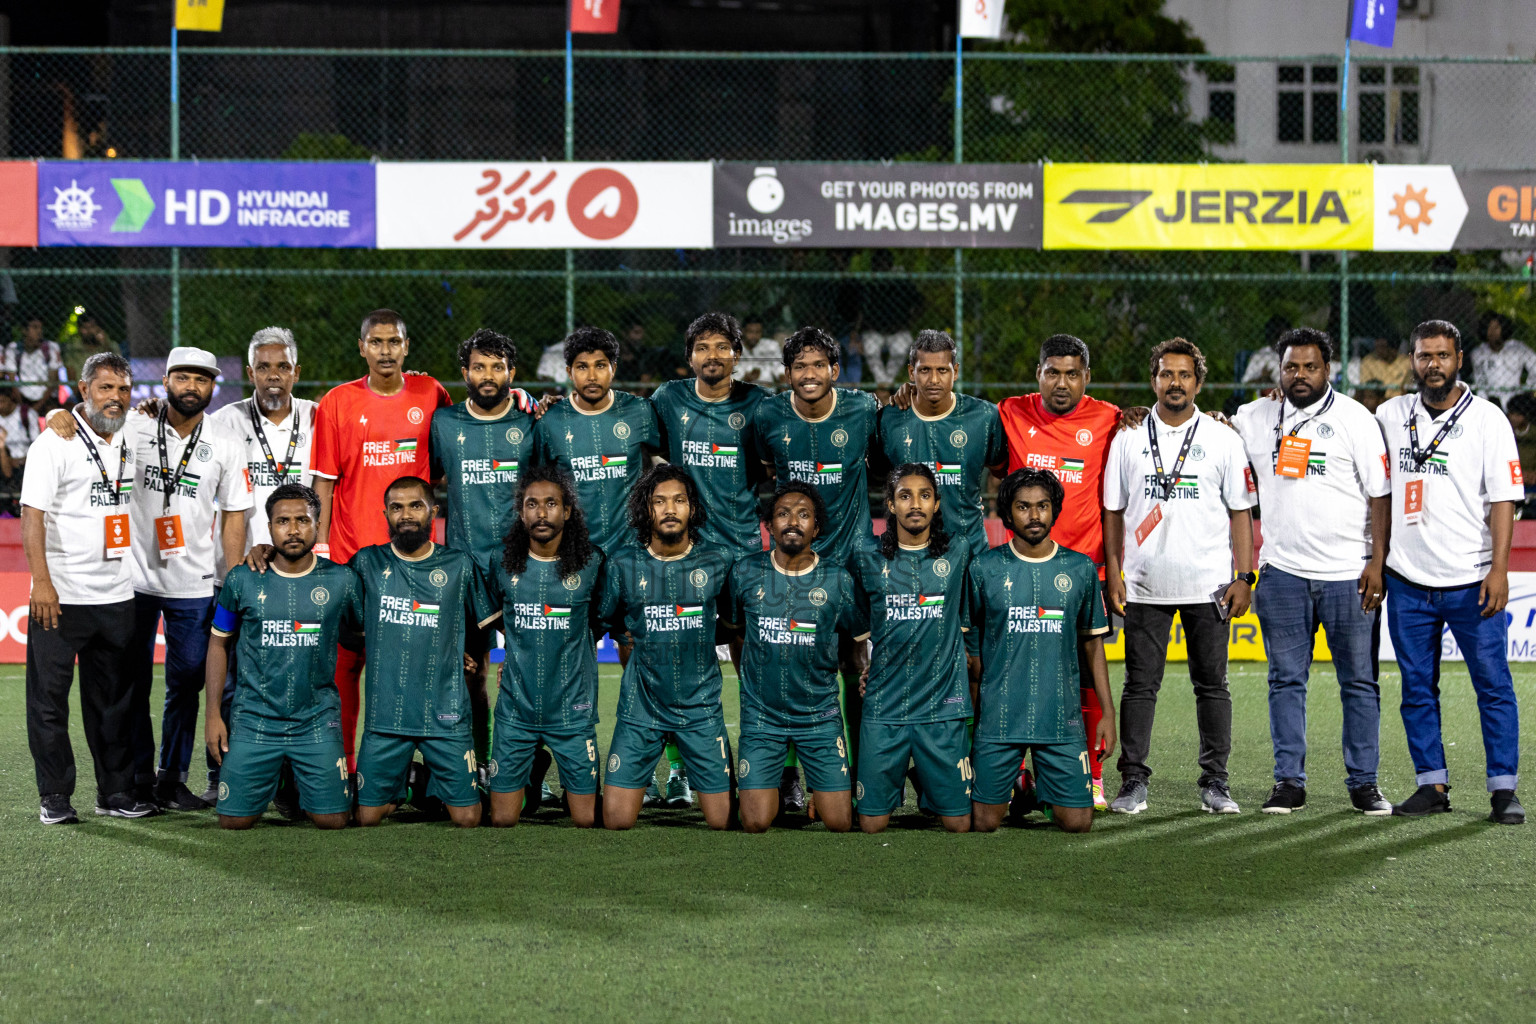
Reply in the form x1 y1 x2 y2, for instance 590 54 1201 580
783 749 799 769
665 742 683 772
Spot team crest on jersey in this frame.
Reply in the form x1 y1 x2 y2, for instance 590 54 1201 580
506 426 524 445
613 421 631 440
563 573 581 591
690 568 709 588
738 758 750 778
1076 428 1093 446
429 569 448 588
934 558 951 578
808 587 828 606
310 587 329 605
1316 423 1334 439
1190 444 1206 461
831 428 849 448
949 429 967 448
1450 424 1464 439
407 407 424 424
728 412 746 430
856 781 865 801
293 432 307 445
608 753 620 772
217 781 229 801
195 443 213 462
1054 573 1072 593
486 759 499 779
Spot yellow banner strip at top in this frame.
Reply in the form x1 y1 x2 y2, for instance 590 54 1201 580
1044 163 1373 251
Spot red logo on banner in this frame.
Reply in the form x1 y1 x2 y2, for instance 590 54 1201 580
567 168 639 240
0 163 38 247
569 0 620 34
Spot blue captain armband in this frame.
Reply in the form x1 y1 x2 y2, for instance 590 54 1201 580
212 604 239 634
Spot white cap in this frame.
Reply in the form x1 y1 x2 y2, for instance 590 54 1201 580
165 346 220 378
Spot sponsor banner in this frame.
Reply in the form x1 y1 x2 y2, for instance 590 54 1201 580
1454 170 1536 249
569 0 620 33
1044 163 1372 250
0 573 165 663
714 163 1042 248
376 162 712 249
38 162 375 247
1372 165 1467 251
0 162 38 247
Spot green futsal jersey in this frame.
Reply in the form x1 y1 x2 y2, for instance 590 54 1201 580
429 401 537 568
350 542 496 738
651 378 771 560
599 543 733 730
848 535 974 724
874 394 1007 554
752 387 879 566
482 550 605 730
212 558 360 744
965 541 1108 744
723 551 860 734
532 391 659 553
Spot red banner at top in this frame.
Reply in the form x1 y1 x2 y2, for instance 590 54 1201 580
569 0 620 33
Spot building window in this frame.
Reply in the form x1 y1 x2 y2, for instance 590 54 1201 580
1357 64 1420 146
1206 64 1235 143
1277 64 1339 144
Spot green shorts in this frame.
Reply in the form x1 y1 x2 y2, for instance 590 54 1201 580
856 718 973 817
738 726 850 794
355 731 480 808
488 719 600 796
971 737 1092 808
605 718 733 794
216 738 351 818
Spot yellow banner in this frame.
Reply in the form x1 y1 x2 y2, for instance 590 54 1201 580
1044 164 1373 250
1104 609 1334 663
175 0 225 32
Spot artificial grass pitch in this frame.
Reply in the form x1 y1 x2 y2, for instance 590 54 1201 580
0 662 1533 1023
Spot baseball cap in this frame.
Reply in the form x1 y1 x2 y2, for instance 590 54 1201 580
165 346 220 378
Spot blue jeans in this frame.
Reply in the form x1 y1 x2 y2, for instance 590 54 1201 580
1254 566 1380 789
1385 573 1520 792
128 592 215 783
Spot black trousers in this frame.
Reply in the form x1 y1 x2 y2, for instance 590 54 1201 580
26 599 137 798
1116 601 1232 788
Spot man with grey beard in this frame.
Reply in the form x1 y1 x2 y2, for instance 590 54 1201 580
21 352 158 823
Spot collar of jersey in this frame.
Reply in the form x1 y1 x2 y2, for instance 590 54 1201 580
912 394 958 422
247 397 297 431
1151 406 1200 432
390 541 436 562
571 391 615 416
465 400 515 422
647 541 693 562
771 550 820 576
693 380 734 404
1008 540 1059 564
528 552 557 563
271 556 318 579
791 388 837 423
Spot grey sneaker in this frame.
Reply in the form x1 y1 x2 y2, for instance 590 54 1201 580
1110 779 1148 814
641 778 664 807
663 768 694 810
1200 782 1241 814
1349 784 1393 816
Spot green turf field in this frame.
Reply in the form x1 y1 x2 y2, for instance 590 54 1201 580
1 661 1533 1023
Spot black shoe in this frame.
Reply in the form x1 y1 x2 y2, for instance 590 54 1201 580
39 794 79 825
1490 790 1526 825
95 791 161 818
1392 784 1451 817
272 760 303 821
153 778 211 811
526 746 554 813
779 766 805 814
1261 782 1306 814
1349 784 1393 816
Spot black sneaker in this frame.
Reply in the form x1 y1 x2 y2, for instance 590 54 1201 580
526 746 554 813
95 791 161 818
779 766 805 814
1490 790 1526 825
1261 782 1306 814
153 778 211 811
272 760 303 821
1392 784 1451 817
39 794 79 825
1349 784 1393 816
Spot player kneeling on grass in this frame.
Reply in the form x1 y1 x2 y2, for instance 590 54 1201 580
724 481 863 833
479 466 605 828
600 466 735 830
353 477 495 828
849 464 976 834
968 469 1116 834
204 484 357 830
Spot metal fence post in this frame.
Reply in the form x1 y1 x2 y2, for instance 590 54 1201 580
565 29 576 338
953 30 965 386
170 27 181 348
1338 46 1350 376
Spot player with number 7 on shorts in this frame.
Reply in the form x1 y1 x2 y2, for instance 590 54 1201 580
966 468 1116 833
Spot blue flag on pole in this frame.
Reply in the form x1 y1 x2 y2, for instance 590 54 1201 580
1348 0 1396 48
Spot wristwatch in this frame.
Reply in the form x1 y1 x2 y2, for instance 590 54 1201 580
1234 571 1257 586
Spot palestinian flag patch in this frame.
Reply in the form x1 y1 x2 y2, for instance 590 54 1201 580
675 604 703 618
712 444 739 455
1060 458 1085 472
602 454 628 468
935 462 962 476
1037 607 1065 620
543 604 572 617
492 459 519 472
789 619 817 634
917 594 945 608
293 621 321 634
412 600 440 615
817 462 843 473
393 438 418 453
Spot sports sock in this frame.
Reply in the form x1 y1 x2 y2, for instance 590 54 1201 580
1080 686 1105 781
665 743 683 773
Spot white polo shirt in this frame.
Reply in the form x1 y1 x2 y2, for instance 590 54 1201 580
1233 387 1391 582
1104 407 1256 604
1377 387 1524 588
208 396 316 572
19 418 135 604
123 412 254 599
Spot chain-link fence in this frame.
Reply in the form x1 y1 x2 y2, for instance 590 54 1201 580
3 47 1534 406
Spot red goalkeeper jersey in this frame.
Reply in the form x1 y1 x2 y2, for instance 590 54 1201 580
310 373 450 563
997 392 1120 567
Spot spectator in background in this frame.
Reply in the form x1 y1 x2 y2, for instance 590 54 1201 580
1239 315 1292 388
1348 336 1413 400
1467 312 1536 409
62 310 121 386
841 330 866 384
0 382 38 516
536 339 569 384
6 316 63 414
1505 392 1536 518
736 316 784 384
858 250 922 388
1354 388 1387 415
